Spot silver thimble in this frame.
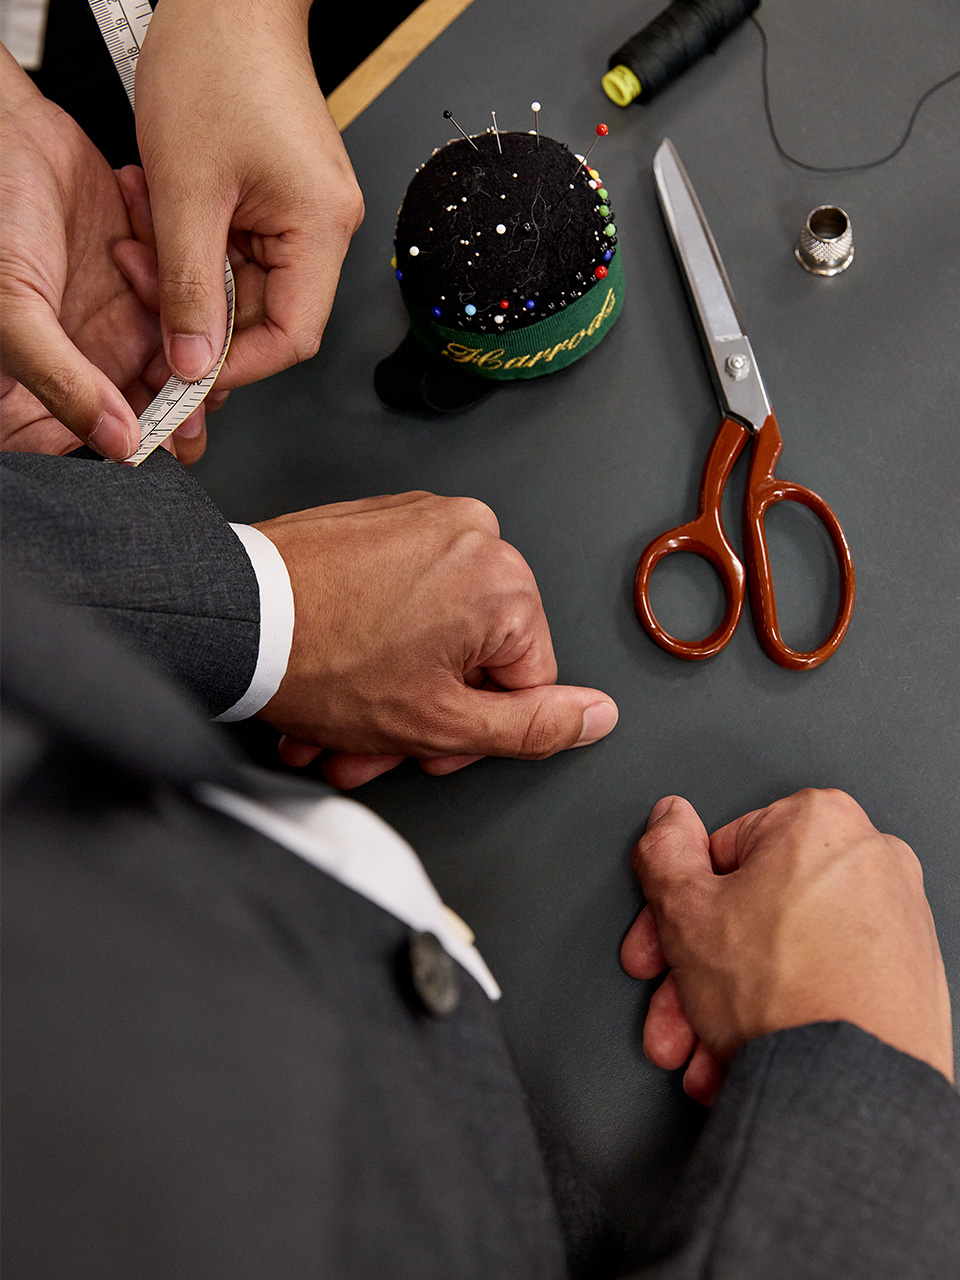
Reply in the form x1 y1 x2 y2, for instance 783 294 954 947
795 206 854 276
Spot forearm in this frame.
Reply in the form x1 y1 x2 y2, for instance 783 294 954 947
149 0 314 56
0 450 261 715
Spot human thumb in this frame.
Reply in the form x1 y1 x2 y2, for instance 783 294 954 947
0 293 140 459
444 683 618 761
150 187 228 383
632 796 714 924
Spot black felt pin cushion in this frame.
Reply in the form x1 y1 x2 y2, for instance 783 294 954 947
375 129 624 413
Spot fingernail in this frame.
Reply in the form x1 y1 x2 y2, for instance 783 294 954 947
574 700 619 747
89 411 137 459
169 334 215 382
648 796 676 826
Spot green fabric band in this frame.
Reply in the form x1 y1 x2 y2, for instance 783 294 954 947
403 249 625 382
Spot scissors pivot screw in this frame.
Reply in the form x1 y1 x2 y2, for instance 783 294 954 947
725 353 750 380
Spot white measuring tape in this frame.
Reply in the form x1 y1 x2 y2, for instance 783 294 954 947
87 0 235 464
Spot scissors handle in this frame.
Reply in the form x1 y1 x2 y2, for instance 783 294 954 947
635 416 752 660
635 413 856 668
743 412 856 670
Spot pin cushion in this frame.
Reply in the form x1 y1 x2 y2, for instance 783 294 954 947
375 127 624 412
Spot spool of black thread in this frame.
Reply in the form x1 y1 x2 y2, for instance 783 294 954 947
604 0 760 107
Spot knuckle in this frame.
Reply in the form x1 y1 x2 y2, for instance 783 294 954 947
447 495 501 534
773 786 860 830
324 173 365 236
637 819 677 864
31 363 87 417
340 181 365 234
787 786 829 812
496 538 534 578
814 786 855 809
158 269 219 311
480 539 537 599
517 698 565 759
498 608 534 642
292 329 323 364
448 527 505 581
298 176 364 245
891 837 925 886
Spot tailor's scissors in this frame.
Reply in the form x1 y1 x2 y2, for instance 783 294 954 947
635 140 855 671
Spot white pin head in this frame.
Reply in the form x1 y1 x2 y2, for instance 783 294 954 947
490 110 502 154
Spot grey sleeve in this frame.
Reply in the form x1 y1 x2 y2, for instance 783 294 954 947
631 1021 960 1280
0 449 260 717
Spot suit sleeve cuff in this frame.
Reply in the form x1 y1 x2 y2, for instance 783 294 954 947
213 525 295 723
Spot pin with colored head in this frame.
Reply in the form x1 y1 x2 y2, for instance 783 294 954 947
531 100 541 147
442 108 480 151
572 123 609 179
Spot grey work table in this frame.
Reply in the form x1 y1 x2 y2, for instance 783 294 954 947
195 0 960 1240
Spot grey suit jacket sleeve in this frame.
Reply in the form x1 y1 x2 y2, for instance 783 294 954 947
0 449 260 717
633 1021 960 1280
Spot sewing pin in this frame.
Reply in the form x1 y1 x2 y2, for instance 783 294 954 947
442 109 480 152
572 123 609 179
531 100 541 147
490 110 502 153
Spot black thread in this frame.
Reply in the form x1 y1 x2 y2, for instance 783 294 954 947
753 15 960 173
610 0 760 103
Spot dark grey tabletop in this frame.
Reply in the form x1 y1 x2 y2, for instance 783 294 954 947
195 0 960 1238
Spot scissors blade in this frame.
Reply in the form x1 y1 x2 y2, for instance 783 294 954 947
653 139 771 431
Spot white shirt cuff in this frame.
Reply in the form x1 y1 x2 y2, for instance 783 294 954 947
214 524 295 722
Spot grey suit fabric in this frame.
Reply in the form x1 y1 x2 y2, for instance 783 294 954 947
1 449 260 716
637 1023 960 1279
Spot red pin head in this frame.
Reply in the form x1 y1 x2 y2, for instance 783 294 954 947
573 124 608 178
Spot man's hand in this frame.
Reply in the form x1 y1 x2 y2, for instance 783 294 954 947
0 48 199 460
255 492 619 789
125 0 363 389
622 789 953 1105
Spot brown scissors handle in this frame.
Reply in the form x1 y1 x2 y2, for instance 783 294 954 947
743 412 856 670
634 416 752 659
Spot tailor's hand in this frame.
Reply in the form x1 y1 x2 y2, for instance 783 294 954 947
121 0 363 389
621 789 953 1106
0 48 208 460
254 492 619 789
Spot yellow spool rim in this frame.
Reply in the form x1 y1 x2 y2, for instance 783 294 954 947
602 64 642 108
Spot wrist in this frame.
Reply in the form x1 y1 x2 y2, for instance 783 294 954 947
151 0 313 40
